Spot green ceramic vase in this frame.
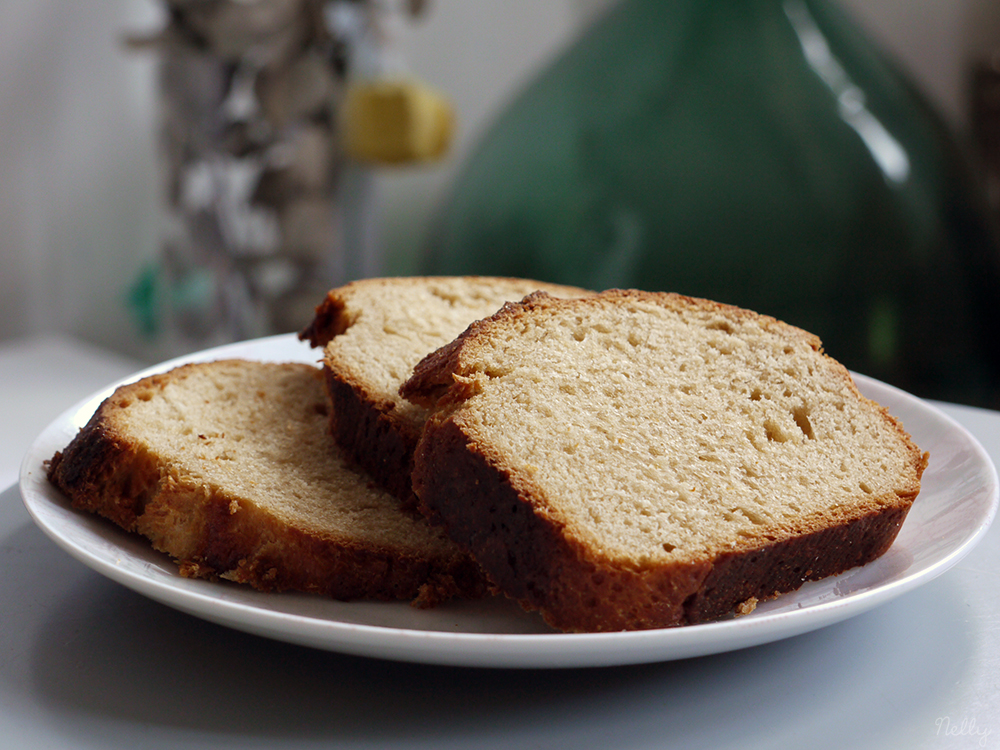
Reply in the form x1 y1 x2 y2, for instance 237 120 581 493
422 0 1000 407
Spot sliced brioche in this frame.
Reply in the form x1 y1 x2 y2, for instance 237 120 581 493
401 290 928 631
47 360 484 605
299 276 590 504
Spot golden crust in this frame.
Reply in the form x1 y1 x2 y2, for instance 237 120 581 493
47 360 485 605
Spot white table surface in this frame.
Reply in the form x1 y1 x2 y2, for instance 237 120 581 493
1 334 998 750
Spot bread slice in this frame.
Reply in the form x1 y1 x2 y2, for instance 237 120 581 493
47 360 485 605
299 276 590 505
401 290 928 631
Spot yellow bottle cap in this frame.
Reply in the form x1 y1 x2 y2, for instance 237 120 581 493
340 78 454 165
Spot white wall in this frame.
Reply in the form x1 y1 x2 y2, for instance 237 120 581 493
0 0 993 359
0 2 161 354
838 0 969 131
364 0 585 275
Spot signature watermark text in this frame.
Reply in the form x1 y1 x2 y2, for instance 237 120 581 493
935 716 992 747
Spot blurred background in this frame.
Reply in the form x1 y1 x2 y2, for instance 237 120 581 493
1 0 998 407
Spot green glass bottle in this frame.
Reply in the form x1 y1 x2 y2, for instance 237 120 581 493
423 0 1000 408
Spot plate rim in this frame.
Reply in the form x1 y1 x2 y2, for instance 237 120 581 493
18 334 1000 668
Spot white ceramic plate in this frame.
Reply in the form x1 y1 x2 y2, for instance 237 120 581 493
19 334 999 668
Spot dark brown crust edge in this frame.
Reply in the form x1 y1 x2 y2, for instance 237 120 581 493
300 287 425 507
321 367 424 509
413 416 921 632
299 290 350 348
47 363 486 606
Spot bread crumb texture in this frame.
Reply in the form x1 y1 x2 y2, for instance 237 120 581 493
448 293 919 559
48 360 483 604
311 276 590 417
122 363 438 547
299 276 591 505
408 290 927 630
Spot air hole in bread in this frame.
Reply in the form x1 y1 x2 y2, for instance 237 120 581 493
706 319 734 333
485 362 516 379
734 507 767 525
428 288 462 305
137 390 154 402
764 419 786 442
792 406 814 439
709 338 736 355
